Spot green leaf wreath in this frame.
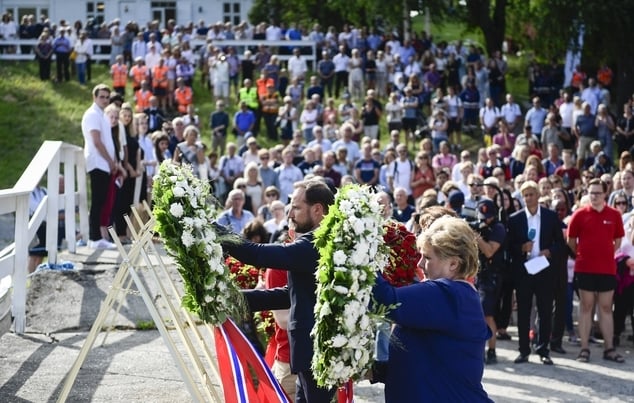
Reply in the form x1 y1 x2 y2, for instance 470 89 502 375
152 161 246 326
311 184 390 388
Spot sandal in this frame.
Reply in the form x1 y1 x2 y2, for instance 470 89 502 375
603 348 625 363
576 348 590 363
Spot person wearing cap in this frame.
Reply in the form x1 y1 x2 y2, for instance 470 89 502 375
474 198 507 365
446 189 464 215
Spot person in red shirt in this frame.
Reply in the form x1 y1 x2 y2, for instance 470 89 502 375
567 178 625 363
263 228 296 398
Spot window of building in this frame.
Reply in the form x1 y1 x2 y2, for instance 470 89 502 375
223 2 241 26
86 2 105 26
150 1 176 27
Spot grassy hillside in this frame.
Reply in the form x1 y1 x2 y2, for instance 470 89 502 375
0 44 529 190
0 61 216 189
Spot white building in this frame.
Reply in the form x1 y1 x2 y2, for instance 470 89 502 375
0 0 253 29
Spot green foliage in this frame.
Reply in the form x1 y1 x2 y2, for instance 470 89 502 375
136 320 157 330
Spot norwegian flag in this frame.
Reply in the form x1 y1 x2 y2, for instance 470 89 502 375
213 319 291 403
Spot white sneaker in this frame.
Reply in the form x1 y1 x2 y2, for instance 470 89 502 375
88 239 117 250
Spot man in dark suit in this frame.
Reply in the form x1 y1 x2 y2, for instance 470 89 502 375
221 179 336 402
507 180 564 365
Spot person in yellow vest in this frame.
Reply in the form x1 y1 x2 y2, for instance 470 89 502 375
239 78 260 136
129 57 149 93
111 54 128 96
135 80 153 113
152 57 169 111
174 77 193 115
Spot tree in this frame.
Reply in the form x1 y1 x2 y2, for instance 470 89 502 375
463 0 508 54
530 0 634 106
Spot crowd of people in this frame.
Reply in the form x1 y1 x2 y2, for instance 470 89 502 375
60 13 634 401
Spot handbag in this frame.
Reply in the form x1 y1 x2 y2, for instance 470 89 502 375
70 50 77 61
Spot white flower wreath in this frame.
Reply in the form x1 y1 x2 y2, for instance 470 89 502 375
152 161 245 326
311 185 390 388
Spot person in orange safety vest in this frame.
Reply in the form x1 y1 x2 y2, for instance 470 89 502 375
174 77 193 115
111 54 128 96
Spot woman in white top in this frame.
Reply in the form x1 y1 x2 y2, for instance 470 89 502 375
74 31 91 84
385 92 404 133
299 100 319 143
263 200 287 239
243 162 265 213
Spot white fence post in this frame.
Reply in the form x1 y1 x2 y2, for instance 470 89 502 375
12 193 29 334
46 153 61 265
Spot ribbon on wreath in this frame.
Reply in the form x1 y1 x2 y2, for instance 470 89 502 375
214 319 291 403
337 379 354 403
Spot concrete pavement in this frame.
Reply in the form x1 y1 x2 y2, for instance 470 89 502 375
0 244 633 402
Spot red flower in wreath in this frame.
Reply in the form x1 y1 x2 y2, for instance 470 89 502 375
226 256 263 289
382 221 421 287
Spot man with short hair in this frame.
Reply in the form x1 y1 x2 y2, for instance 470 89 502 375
275 146 304 204
217 189 255 233
392 187 415 223
354 143 380 186
221 179 337 402
233 101 256 147
53 28 71 82
508 180 564 365
524 97 548 140
387 144 414 196
574 102 597 166
210 99 229 156
219 143 244 192
500 93 522 134
81 84 117 249
475 199 507 365
567 178 625 364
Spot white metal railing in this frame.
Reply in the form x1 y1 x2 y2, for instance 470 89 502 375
0 38 318 66
0 141 88 335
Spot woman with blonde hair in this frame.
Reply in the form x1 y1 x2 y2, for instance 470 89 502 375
173 125 205 179
373 216 492 402
243 161 265 213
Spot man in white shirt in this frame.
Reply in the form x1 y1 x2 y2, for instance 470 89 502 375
500 93 523 134
307 126 332 152
287 47 308 86
480 97 501 144
331 123 361 169
332 45 350 98
275 146 304 204
131 32 147 61
386 144 413 196
144 43 161 70
81 84 117 249
265 22 282 41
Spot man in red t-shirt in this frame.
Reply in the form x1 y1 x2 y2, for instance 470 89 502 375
567 178 625 363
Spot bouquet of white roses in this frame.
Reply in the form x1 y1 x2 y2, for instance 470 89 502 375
311 185 389 388
152 161 245 326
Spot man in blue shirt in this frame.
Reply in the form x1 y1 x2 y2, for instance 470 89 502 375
217 189 254 233
354 143 380 186
53 28 72 82
233 101 256 147
524 97 548 139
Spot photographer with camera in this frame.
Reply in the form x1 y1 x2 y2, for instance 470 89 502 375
474 198 507 365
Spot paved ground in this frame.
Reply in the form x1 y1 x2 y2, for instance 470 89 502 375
0 242 633 402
